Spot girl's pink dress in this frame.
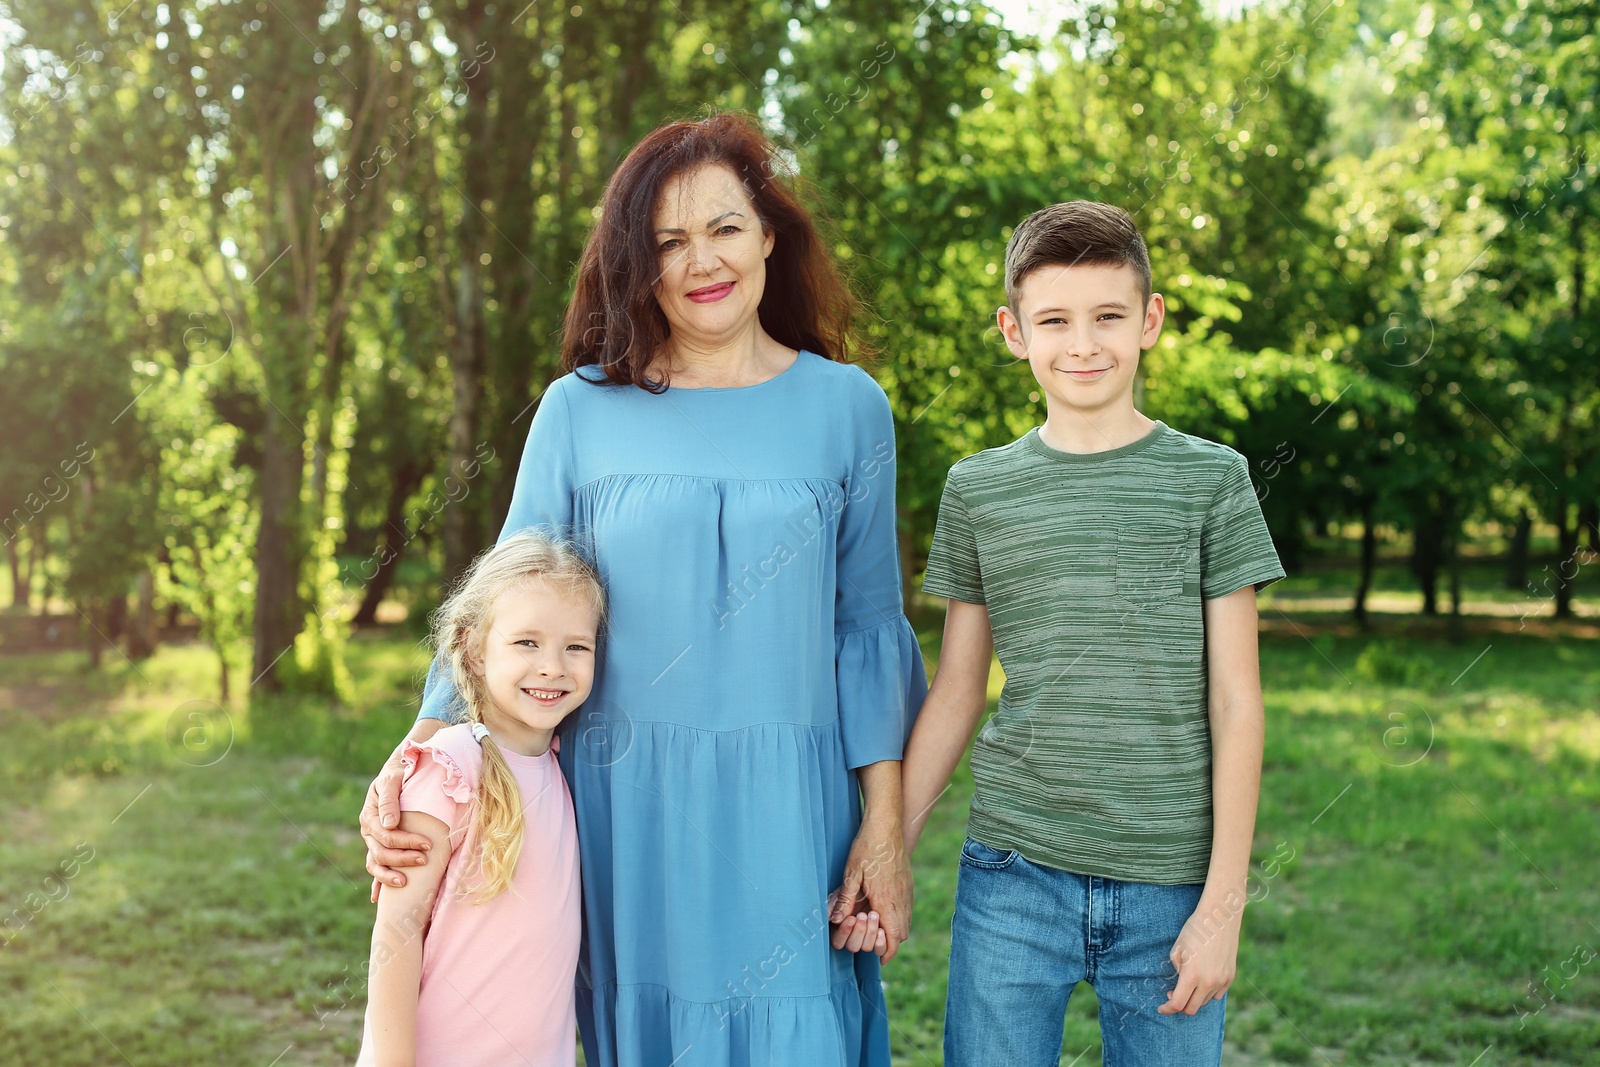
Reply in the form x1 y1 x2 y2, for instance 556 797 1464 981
356 723 580 1066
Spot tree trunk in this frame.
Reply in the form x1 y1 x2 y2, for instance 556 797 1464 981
308 324 346 519
1446 530 1463 642
85 596 103 668
600 0 652 168
444 251 486 588
27 526 45 611
352 459 427 626
1581 501 1599 555
243 0 410 694
1557 212 1582 619
104 591 129 645
251 400 308 692
156 544 180 632
1411 511 1442 617
1505 508 1532 590
6 537 21 608
352 540 405 627
443 1 491 591
1555 496 1577 620
128 568 158 659
1353 496 1376 626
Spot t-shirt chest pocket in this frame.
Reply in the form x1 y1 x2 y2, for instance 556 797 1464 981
1114 522 1199 610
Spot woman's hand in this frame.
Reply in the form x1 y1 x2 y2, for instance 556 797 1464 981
828 815 913 962
360 723 445 901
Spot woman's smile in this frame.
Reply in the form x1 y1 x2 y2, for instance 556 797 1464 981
687 280 736 303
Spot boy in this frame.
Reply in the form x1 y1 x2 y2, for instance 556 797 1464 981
903 201 1284 1066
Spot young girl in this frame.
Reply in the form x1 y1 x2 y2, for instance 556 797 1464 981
356 532 604 1067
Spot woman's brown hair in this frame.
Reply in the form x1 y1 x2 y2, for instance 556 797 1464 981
561 110 869 390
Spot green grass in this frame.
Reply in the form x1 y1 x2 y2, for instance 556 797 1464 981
0 629 426 1066
899 624 1600 1065
2 611 1597 1065
1258 553 1596 621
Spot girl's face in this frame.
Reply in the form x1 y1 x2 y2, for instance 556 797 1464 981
473 579 599 755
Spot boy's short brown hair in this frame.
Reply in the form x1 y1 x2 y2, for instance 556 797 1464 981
1003 201 1152 310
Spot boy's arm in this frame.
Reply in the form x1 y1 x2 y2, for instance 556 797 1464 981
902 599 995 854
830 600 991 959
1162 585 1264 1016
365 809 453 1067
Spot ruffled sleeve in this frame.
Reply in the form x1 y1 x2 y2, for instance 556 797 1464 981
418 374 580 723
398 726 482 834
834 370 930 769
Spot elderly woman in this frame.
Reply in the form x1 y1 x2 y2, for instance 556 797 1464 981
360 111 928 1066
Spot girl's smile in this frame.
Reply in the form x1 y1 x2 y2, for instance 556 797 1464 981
475 579 599 756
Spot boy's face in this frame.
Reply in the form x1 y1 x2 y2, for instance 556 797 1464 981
997 262 1164 420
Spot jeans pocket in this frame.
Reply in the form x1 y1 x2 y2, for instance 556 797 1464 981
958 836 1020 871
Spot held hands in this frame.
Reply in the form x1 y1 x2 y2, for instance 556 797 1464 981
1160 894 1242 1015
359 747 433 903
827 816 913 963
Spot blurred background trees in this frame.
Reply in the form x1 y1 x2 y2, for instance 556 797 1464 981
1 0 1594 704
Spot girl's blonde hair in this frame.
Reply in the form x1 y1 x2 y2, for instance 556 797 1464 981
429 531 605 902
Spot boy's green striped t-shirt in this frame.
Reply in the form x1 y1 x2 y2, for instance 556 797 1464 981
921 421 1285 884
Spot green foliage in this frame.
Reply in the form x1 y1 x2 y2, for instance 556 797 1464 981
1 0 1595 684
149 373 255 695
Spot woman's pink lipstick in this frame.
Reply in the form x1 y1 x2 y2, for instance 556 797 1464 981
687 281 735 303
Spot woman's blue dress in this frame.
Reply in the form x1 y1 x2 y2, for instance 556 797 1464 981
416 349 929 1067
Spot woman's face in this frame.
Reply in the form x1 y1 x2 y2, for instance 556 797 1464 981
651 163 775 350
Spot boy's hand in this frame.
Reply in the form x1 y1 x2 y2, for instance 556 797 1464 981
1160 897 1241 1015
827 907 888 957
827 817 912 961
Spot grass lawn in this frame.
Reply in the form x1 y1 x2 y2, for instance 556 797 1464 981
1 585 1597 1064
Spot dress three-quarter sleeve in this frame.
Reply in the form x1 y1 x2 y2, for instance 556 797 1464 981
417 376 578 723
833 371 930 769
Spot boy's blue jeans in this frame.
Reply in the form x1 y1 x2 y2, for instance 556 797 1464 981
943 837 1225 1066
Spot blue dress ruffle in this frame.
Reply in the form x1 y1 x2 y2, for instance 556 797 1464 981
419 351 928 1066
